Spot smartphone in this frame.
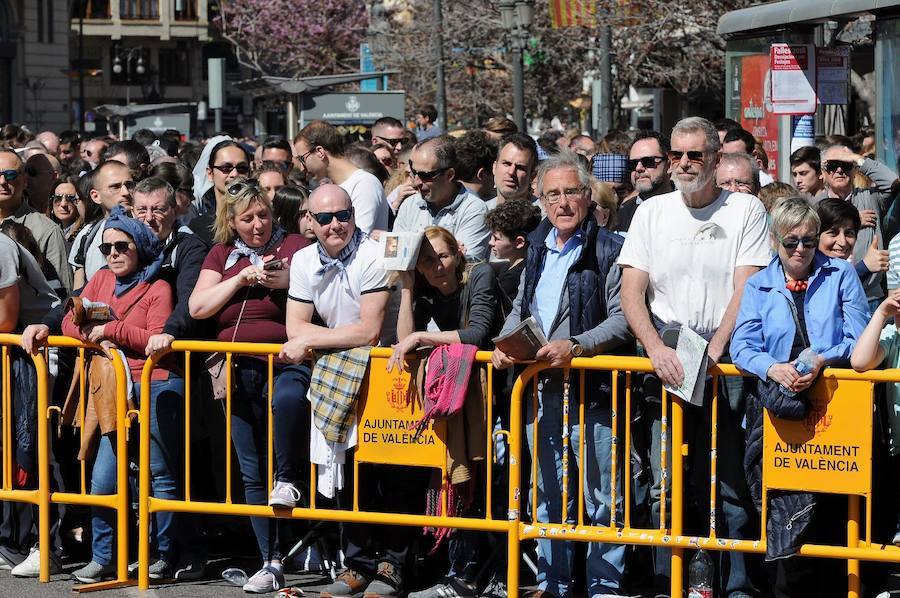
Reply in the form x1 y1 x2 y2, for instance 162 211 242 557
263 258 285 271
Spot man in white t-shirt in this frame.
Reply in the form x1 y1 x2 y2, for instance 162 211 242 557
618 116 770 598
293 120 389 235
281 184 410 598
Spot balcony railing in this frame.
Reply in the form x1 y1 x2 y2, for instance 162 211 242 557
71 1 198 21
120 0 159 20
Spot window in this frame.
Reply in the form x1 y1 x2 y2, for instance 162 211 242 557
159 47 190 86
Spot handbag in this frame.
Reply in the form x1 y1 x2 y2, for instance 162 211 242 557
206 289 249 401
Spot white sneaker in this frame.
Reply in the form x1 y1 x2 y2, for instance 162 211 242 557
268 481 302 508
11 547 62 577
242 565 285 593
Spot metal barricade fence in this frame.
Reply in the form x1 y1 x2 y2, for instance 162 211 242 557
506 356 900 598
136 341 517 591
0 334 134 590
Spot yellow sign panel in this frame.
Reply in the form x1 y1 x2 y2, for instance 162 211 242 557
764 377 873 496
355 355 446 468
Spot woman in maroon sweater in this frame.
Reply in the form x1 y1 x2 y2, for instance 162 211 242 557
188 177 310 593
62 208 181 583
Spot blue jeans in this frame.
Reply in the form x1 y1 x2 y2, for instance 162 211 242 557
230 358 310 561
525 374 625 598
90 375 184 565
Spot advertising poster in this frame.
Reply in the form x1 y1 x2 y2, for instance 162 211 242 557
770 43 817 115
738 54 780 180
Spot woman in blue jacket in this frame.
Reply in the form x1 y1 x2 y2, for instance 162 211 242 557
731 196 869 597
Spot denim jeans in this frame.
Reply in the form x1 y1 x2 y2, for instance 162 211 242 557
230 358 310 561
646 373 757 597
90 375 184 565
525 373 625 598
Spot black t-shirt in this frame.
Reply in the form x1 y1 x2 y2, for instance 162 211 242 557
789 289 808 361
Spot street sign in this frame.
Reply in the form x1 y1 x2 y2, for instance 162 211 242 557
299 91 405 126
770 43 817 115
129 113 190 136
817 47 850 105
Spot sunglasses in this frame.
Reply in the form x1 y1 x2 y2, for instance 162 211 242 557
212 163 251 175
310 208 353 226
0 169 20 181
375 136 404 147
297 149 316 167
823 160 854 174
779 236 818 250
667 150 706 164
98 241 134 256
227 179 260 196
51 193 79 204
628 156 665 171
409 165 449 182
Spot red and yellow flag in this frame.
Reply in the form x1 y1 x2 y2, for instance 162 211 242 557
550 0 596 28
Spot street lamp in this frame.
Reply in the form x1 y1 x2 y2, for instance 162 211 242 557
112 47 146 105
500 0 534 132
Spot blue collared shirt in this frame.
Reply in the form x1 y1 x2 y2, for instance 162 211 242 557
531 228 585 337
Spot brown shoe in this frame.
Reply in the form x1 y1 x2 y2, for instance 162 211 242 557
321 568 371 598
363 562 403 598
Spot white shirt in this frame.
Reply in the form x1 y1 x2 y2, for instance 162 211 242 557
339 169 390 234
617 188 770 334
68 219 107 281
288 236 391 330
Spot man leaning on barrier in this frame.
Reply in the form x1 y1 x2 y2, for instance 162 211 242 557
279 184 411 598
618 116 770 598
492 150 632 598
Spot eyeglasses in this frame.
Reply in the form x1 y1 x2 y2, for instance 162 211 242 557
542 187 587 204
133 205 172 217
277 160 293 172
211 163 251 175
297 149 316 168
226 179 260 196
409 165 449 182
667 150 706 164
628 156 666 171
778 235 818 250
51 193 78 204
0 169 20 181
98 241 134 256
375 136 404 147
309 208 353 226
107 180 136 192
717 178 755 191
823 160 854 174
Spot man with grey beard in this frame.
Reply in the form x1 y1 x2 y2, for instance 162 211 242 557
617 117 769 598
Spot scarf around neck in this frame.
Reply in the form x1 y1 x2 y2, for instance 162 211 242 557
316 228 364 278
224 226 286 271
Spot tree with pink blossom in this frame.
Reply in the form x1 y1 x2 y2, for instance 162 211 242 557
215 0 369 78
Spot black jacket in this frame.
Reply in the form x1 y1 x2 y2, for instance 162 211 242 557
159 229 209 338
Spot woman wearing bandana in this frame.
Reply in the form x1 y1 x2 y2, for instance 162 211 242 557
188 177 310 593
63 207 179 583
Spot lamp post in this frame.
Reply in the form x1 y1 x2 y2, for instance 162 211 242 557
112 47 145 106
499 0 534 133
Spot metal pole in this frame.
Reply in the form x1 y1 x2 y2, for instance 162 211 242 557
433 0 447 130
597 24 612 136
214 108 223 133
512 38 524 132
78 1 85 133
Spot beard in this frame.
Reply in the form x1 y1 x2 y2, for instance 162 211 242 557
673 163 716 195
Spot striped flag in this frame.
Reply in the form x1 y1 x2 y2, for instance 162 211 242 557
550 0 596 28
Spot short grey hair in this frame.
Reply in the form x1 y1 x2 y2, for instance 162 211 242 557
821 144 851 158
133 176 176 208
671 116 721 154
770 196 820 240
534 149 592 197
718 152 760 194
416 135 457 171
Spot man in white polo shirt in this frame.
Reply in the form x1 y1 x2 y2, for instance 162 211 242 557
281 184 410 598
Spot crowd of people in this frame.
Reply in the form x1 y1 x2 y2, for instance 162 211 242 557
0 111 897 598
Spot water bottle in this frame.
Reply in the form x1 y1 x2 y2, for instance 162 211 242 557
222 567 249 586
780 348 819 397
688 549 714 598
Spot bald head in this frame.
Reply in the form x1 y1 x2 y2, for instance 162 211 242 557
37 131 59 155
308 183 352 213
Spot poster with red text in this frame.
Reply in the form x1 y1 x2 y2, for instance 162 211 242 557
737 54 780 180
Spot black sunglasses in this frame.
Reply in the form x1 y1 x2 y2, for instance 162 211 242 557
227 179 260 196
409 164 449 182
823 160 854 174
98 241 133 256
212 163 251 175
628 156 665 171
667 150 706 164
0 169 20 181
310 208 353 226
779 236 818 250
375 136 404 147
51 193 79 204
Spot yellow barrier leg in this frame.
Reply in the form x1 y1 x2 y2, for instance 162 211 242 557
848 495 860 598
138 361 154 590
507 369 531 598
670 395 685 598
35 350 50 582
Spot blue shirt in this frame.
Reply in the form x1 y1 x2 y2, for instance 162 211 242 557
531 228 585 337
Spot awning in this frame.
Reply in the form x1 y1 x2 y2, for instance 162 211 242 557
233 70 400 97
717 0 900 36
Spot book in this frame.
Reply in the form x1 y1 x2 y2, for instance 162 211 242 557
492 316 549 360
379 232 424 271
660 325 709 407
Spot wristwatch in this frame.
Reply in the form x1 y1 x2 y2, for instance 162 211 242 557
569 338 584 358
856 156 866 167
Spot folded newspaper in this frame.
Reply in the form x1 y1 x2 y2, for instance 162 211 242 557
379 232 424 271
492 316 548 360
661 326 708 407
65 296 117 326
